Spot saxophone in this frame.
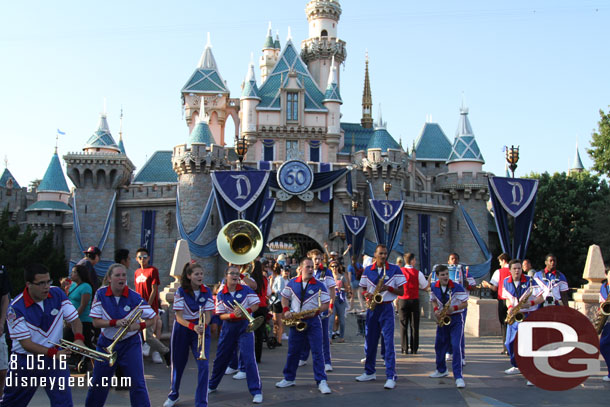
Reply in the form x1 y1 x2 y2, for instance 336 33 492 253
594 295 610 334
505 286 533 325
367 268 386 311
285 290 322 332
437 293 452 327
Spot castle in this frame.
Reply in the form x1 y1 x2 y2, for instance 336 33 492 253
1 0 507 286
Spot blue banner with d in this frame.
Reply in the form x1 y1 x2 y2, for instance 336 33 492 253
368 199 404 255
342 215 367 260
212 170 270 225
418 214 431 275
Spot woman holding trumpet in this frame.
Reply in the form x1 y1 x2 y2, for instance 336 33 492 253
208 265 263 404
163 262 214 407
85 263 157 407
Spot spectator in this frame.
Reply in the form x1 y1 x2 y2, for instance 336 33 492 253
77 246 101 291
348 258 364 312
250 261 271 364
329 260 348 343
64 265 94 370
271 265 290 344
0 265 11 396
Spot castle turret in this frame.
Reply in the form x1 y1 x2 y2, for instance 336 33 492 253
569 142 585 176
84 114 121 154
181 33 230 144
323 56 342 161
117 108 126 155
241 60 261 139
446 105 485 176
260 23 278 83
361 52 373 129
301 0 346 89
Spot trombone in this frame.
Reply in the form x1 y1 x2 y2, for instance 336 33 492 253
197 306 206 360
231 299 265 333
48 339 114 364
103 300 144 367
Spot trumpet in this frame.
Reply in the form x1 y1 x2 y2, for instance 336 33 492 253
197 306 206 360
49 339 114 364
231 299 264 333
104 300 144 367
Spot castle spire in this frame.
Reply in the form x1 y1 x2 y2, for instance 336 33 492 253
263 22 274 49
446 104 484 164
117 107 126 154
569 140 585 175
361 51 373 129
197 32 218 70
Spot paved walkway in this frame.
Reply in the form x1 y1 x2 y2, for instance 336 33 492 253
27 313 609 406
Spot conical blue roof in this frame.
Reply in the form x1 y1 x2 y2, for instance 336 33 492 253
182 37 229 94
414 123 452 161
0 168 20 189
367 128 400 151
241 63 260 100
189 121 214 145
85 115 120 152
572 144 584 170
323 57 341 103
274 32 281 50
118 138 126 154
38 151 69 193
447 107 485 164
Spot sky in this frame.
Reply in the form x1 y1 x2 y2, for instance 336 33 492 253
1 0 608 187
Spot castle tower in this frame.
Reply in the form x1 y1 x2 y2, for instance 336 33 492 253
181 33 230 144
301 0 346 90
569 142 585 176
323 55 342 161
446 105 485 176
25 148 72 247
260 23 279 83
361 52 373 129
240 60 261 145
64 112 135 262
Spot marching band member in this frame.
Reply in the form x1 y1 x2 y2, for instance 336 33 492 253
599 268 610 382
428 265 468 388
208 266 263 404
2 263 84 407
447 253 475 365
299 249 335 371
276 257 331 394
502 259 543 385
532 254 570 307
356 244 406 389
163 262 214 407
85 263 157 407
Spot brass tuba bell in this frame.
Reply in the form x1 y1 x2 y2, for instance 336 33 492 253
216 219 264 265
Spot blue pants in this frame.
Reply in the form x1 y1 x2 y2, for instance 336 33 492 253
505 321 520 368
447 308 467 360
435 312 465 379
167 322 210 407
364 302 396 380
601 324 610 375
85 334 150 407
1 353 72 407
330 301 346 339
283 316 326 383
300 313 331 365
209 320 261 395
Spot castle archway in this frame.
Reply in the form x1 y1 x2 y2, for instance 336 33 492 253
267 232 323 260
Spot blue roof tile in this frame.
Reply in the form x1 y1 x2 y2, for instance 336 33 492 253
85 115 120 152
38 152 70 193
414 123 452 161
0 168 20 189
25 200 72 212
189 122 215 145
340 123 374 153
367 128 401 152
447 108 484 164
133 151 177 184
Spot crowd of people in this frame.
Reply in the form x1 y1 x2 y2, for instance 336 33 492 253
1 243 610 406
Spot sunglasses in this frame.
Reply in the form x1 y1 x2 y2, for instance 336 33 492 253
31 280 53 287
137 255 148 259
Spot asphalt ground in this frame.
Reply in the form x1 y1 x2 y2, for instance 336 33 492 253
25 312 610 407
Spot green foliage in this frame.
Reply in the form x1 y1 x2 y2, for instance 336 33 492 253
587 108 610 176
0 208 66 296
525 171 610 287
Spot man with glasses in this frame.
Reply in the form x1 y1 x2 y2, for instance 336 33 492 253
2 263 85 406
135 248 169 365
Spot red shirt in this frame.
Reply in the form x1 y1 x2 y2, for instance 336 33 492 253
497 267 511 300
134 266 160 312
257 278 269 308
399 266 421 300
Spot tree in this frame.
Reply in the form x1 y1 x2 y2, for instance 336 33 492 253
587 108 610 176
525 171 610 287
0 209 66 296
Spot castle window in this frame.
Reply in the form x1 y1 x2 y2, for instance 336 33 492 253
421 162 427 168
435 162 440 168
321 29 328 37
286 92 298 121
309 140 320 162
263 139 275 161
286 140 298 159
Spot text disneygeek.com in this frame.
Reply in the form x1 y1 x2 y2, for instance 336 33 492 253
5 372 131 391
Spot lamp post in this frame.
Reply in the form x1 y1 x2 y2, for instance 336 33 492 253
351 199 359 216
383 181 392 201
235 136 248 171
505 145 519 178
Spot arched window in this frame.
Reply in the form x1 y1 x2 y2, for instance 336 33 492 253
321 29 328 37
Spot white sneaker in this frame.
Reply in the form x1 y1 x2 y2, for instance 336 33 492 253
152 351 163 364
163 398 179 407
282 333 289 340
360 357 366 363
526 380 534 386
298 360 307 367
233 371 247 380
318 380 331 394
207 387 216 394
225 367 239 375
275 379 296 388
384 379 396 389
504 367 520 375
445 353 452 361
429 370 449 378
142 342 151 357
324 364 333 372
355 373 376 381
604 376 610 382
456 378 466 388
252 394 263 404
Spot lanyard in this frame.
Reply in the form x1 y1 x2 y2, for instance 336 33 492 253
299 281 310 311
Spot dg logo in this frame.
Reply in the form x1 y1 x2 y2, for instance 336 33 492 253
515 306 600 390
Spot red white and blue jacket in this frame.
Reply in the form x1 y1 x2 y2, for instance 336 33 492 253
174 285 214 321
359 262 406 303
281 276 330 313
429 280 468 314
